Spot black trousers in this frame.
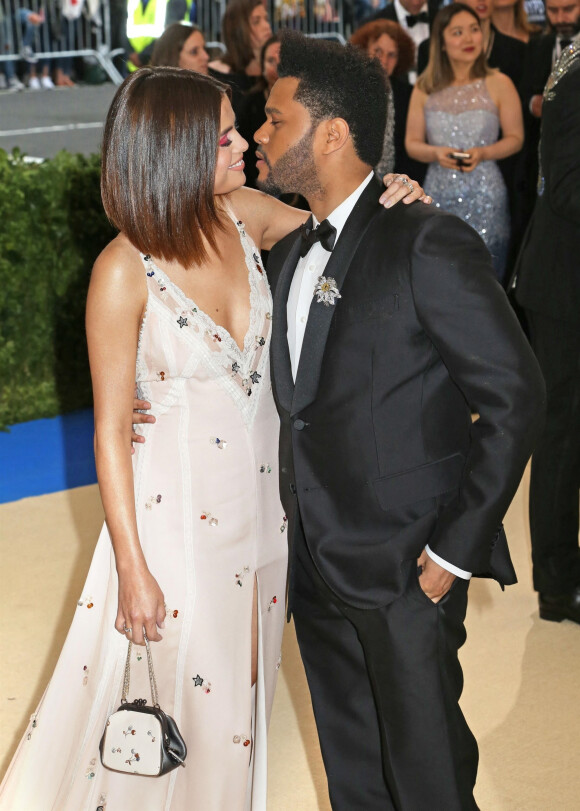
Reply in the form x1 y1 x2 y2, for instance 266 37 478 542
526 310 580 593
291 534 479 811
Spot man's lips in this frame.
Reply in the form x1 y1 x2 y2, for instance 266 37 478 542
256 151 271 169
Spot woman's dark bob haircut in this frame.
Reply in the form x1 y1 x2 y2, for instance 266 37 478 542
101 66 231 268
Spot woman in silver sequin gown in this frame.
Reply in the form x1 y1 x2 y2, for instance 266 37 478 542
405 3 524 282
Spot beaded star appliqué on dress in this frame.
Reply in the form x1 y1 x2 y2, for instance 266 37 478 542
136 213 272 427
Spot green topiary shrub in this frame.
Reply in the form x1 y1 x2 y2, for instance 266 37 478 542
0 149 116 430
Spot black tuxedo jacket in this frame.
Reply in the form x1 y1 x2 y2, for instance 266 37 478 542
267 176 545 609
514 34 555 244
364 0 439 27
515 51 580 322
520 32 555 104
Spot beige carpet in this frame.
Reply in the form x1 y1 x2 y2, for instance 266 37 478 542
1 469 578 809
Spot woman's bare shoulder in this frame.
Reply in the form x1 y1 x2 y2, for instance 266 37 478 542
91 234 147 299
485 70 516 97
229 187 308 250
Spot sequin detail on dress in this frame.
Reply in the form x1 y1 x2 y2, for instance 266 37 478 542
423 79 510 281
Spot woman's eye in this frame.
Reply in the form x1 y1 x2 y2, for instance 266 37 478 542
219 135 233 147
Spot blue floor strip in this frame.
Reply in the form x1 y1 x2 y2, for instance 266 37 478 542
0 409 97 504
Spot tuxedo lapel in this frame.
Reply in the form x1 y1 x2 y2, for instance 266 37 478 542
270 233 302 414
291 176 384 417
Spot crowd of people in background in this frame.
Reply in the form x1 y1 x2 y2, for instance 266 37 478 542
111 0 574 289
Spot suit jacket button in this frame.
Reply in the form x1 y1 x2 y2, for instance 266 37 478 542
293 419 306 430
290 483 297 494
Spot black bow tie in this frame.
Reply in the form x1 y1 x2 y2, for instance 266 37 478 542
299 217 337 258
406 11 429 27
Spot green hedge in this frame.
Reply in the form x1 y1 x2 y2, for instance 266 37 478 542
0 149 116 430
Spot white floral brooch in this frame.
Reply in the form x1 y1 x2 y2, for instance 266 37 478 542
313 276 342 307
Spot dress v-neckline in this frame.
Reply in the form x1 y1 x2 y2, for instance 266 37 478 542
143 211 256 356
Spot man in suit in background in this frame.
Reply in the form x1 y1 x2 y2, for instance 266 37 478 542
256 32 545 810
365 0 440 81
516 0 580 238
515 42 580 625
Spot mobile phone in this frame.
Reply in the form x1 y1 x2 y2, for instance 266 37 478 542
450 151 471 161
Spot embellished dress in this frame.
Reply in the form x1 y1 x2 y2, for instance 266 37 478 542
423 78 510 281
0 213 288 811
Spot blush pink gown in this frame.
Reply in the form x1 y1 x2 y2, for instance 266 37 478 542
0 212 288 810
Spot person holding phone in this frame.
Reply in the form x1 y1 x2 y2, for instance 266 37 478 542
406 2 523 282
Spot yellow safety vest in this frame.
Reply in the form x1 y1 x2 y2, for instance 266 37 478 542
126 0 168 70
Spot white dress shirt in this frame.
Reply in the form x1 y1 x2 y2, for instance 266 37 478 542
287 172 471 580
394 0 430 83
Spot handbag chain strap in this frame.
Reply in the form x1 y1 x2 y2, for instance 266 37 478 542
121 636 160 708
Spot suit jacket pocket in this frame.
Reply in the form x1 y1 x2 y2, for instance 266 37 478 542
343 294 399 323
373 452 464 512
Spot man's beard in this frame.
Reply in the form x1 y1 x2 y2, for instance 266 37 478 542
257 128 324 199
553 19 580 37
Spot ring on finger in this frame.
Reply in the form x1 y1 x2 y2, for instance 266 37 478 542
123 626 132 634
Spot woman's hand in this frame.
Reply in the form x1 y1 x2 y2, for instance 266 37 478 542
433 147 464 170
380 173 432 208
460 146 487 173
116 567 166 645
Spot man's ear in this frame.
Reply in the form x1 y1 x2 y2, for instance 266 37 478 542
320 117 350 154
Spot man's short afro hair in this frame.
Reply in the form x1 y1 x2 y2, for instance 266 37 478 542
277 32 388 169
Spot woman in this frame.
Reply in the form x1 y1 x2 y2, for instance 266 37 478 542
209 0 272 113
0 67 426 810
406 3 523 281
350 19 425 182
237 35 280 188
150 22 210 73
492 0 540 43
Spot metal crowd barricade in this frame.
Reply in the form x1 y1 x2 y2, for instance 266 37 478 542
0 0 124 84
0 0 349 88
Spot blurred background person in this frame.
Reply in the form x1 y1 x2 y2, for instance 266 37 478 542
350 18 426 180
517 0 580 240
363 0 439 82
418 0 527 86
237 34 280 188
126 0 168 71
150 21 210 72
492 0 541 42
406 2 523 281
514 41 580 625
126 0 198 73
209 0 272 115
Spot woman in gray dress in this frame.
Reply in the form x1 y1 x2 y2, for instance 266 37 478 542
405 3 523 282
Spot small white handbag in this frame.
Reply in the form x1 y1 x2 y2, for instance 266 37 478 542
99 638 187 777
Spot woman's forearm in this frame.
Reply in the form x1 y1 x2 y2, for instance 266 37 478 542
480 134 523 162
405 140 440 163
94 426 147 576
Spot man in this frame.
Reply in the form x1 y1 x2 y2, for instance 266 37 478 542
516 0 580 235
256 33 545 809
515 42 580 625
365 0 439 81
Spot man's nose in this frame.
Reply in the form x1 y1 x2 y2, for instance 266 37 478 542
254 125 266 143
